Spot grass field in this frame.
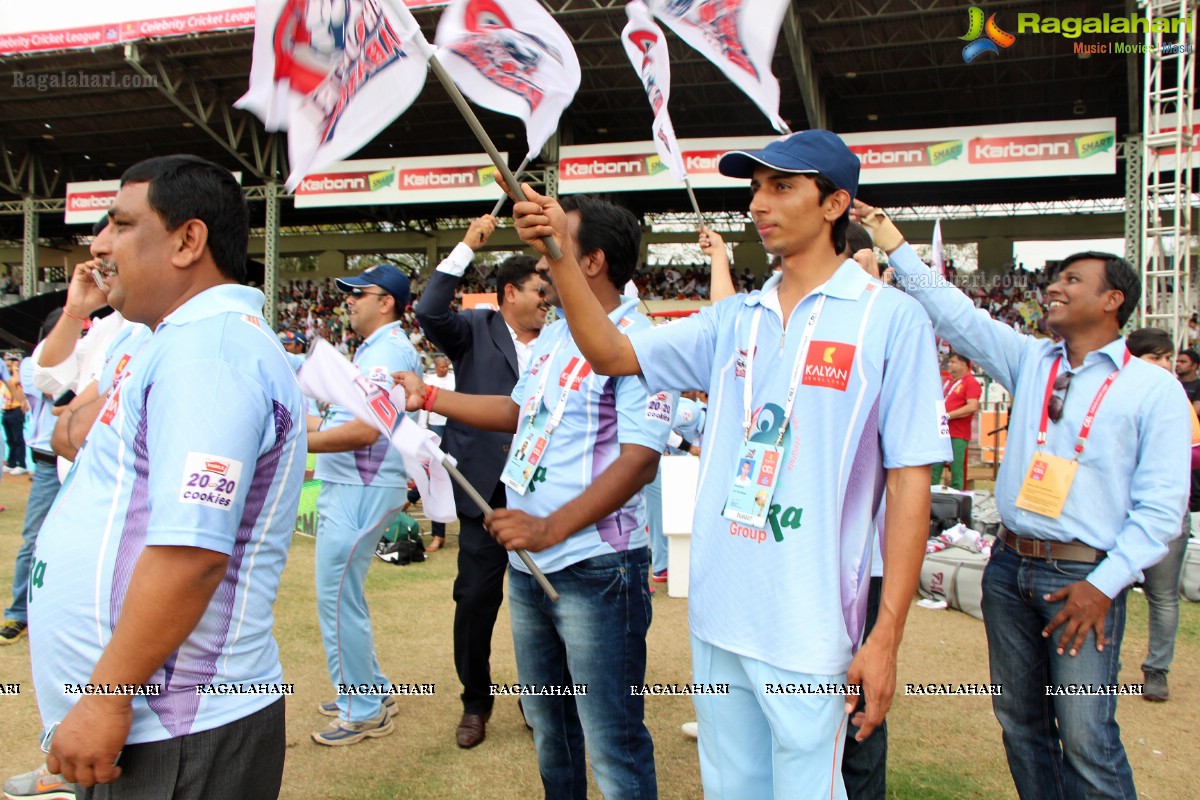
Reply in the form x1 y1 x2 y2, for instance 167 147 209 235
0 475 1194 799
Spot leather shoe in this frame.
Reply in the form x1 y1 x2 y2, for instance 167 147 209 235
456 711 490 748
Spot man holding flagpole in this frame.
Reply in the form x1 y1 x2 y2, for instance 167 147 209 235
306 264 421 747
397 194 672 798
510 130 949 799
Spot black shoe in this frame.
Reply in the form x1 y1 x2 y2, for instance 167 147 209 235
0 619 27 645
1143 669 1169 701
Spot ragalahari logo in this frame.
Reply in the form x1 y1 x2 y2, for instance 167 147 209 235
960 7 1016 63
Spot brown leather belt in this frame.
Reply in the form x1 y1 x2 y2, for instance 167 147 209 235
998 526 1105 564
31 449 56 466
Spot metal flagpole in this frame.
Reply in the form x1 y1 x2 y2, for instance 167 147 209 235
440 457 559 602
491 154 531 217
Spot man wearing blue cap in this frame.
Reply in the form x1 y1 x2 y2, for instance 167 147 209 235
305 264 421 746
511 129 949 798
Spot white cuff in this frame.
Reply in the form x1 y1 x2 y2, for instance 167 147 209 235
435 243 476 277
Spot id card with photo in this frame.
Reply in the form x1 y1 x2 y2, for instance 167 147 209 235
500 410 550 495
721 442 782 529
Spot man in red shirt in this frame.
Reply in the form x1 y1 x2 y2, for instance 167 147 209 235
933 352 981 490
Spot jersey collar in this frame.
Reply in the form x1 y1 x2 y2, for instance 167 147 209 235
159 285 266 329
743 259 871 307
361 319 404 348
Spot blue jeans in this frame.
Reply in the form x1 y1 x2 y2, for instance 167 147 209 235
5 462 60 622
982 542 1135 800
1141 514 1189 673
508 548 656 800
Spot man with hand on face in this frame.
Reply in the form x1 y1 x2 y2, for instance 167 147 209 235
397 194 672 798
306 263 421 747
858 204 1190 800
414 213 552 749
30 155 306 798
509 130 949 799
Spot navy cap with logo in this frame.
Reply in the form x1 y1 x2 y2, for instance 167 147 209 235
335 263 411 308
717 129 861 200
278 330 308 348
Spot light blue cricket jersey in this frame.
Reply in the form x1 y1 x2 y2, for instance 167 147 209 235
95 323 153 396
668 397 706 455
509 298 676 574
629 261 951 675
890 243 1191 597
20 357 55 452
314 321 419 487
29 285 306 744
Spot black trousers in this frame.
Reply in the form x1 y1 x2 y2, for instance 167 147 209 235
79 698 285 800
3 407 25 468
842 575 887 800
453 482 511 716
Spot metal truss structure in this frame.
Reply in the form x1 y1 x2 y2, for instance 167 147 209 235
1138 0 1198 340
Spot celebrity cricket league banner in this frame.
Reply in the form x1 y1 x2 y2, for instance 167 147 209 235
557 119 1117 194
0 0 445 55
292 153 507 208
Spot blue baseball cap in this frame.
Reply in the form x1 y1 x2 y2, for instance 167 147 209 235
278 330 308 347
335 263 411 308
718 129 860 199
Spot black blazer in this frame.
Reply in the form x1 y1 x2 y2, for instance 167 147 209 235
415 270 521 518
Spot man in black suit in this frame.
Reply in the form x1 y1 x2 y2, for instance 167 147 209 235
415 215 550 748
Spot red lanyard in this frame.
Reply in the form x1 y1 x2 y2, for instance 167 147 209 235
1037 349 1130 453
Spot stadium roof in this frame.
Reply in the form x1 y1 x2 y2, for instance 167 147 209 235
0 0 1136 245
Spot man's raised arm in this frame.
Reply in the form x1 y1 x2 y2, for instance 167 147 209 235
415 215 497 360
512 185 642 377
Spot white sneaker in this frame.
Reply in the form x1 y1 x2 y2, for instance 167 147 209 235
681 721 698 740
7 467 27 475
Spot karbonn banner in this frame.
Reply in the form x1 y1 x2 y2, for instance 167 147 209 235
557 118 1116 194
0 0 445 55
292 154 505 208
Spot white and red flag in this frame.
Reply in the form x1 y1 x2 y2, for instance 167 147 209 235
621 0 687 182
299 340 458 523
931 219 946 278
648 0 788 133
434 0 581 161
236 0 433 191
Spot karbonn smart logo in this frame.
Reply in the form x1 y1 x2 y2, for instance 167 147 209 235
297 170 393 194
960 7 1016 63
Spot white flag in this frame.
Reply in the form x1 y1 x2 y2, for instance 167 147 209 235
931 219 946 278
622 0 687 182
236 0 433 191
434 0 581 161
299 340 458 523
648 0 788 133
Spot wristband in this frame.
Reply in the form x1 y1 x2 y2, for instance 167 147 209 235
61 308 91 330
421 385 439 412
